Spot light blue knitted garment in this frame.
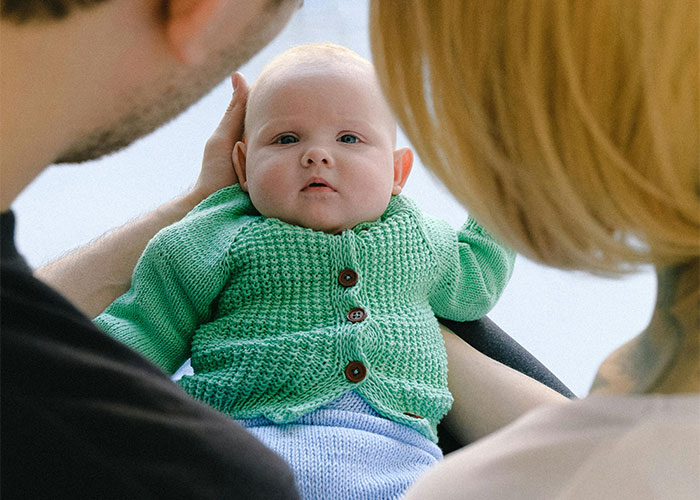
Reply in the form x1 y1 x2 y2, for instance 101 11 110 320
240 390 442 500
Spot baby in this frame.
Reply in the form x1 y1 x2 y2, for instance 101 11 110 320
96 43 515 499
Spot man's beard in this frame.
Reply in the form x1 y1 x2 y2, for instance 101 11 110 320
54 6 288 165
54 72 210 164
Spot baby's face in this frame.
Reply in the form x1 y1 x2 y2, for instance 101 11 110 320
234 63 412 234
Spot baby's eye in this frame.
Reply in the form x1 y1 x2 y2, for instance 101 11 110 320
276 135 298 145
338 134 360 144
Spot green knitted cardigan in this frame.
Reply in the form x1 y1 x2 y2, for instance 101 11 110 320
95 185 515 442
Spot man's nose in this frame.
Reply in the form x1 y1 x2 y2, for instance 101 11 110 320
302 147 330 167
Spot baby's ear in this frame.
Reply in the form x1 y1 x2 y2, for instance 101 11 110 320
232 141 249 191
392 147 413 195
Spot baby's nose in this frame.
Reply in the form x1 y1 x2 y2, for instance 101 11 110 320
302 148 330 166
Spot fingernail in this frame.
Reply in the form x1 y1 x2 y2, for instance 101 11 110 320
232 73 241 91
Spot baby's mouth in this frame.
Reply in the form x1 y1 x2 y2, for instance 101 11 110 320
302 177 336 192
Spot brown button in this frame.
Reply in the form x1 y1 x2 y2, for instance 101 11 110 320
344 361 367 382
338 268 358 287
346 307 366 323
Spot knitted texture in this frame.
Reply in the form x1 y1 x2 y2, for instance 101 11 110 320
95 185 515 442
241 391 442 500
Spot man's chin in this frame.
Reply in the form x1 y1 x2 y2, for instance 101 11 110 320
54 2 297 166
53 117 159 165
54 139 131 165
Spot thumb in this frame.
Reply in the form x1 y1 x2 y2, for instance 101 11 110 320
211 72 250 145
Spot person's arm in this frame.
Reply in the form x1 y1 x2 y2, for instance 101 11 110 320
95 186 250 373
93 218 206 375
36 74 249 319
428 216 516 322
440 325 568 445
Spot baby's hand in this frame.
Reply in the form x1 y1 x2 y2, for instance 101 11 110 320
192 73 250 199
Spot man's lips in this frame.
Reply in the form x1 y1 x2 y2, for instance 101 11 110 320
302 177 336 192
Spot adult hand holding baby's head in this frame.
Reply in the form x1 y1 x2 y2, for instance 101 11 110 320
192 72 250 200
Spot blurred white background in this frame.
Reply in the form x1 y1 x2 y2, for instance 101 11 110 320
12 0 656 397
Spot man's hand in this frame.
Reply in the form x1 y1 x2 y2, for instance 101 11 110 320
191 73 250 201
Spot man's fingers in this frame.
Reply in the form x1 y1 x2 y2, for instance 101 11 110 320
214 72 250 142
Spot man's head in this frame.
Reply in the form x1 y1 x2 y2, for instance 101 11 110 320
62 0 301 164
233 43 413 234
1 0 301 168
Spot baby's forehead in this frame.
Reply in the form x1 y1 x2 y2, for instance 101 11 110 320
250 51 375 103
246 50 395 133
259 44 374 80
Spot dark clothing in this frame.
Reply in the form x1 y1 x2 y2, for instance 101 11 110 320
0 211 300 499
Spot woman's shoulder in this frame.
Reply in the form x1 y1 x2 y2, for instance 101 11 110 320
403 394 700 500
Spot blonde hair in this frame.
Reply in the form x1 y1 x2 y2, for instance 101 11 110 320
371 0 699 273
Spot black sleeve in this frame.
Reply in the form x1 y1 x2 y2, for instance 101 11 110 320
1 213 299 500
436 316 576 454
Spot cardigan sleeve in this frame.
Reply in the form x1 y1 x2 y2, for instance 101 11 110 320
425 216 516 322
94 185 256 374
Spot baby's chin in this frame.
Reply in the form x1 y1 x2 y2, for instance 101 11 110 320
275 213 376 235
293 218 352 235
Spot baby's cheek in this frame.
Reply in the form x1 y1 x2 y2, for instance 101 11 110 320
249 168 281 196
359 187 393 221
247 183 279 219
